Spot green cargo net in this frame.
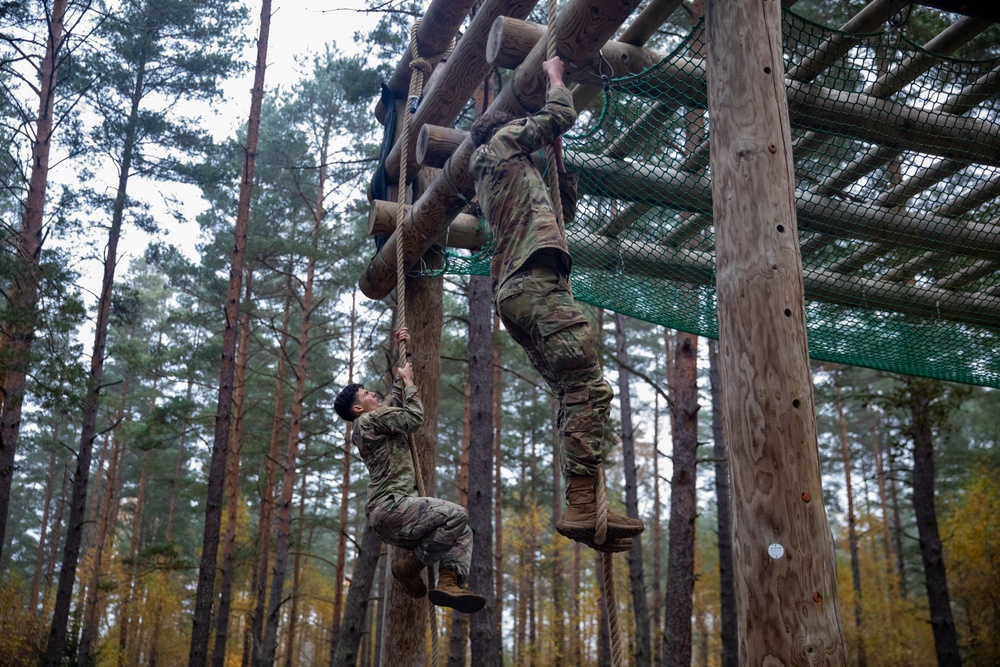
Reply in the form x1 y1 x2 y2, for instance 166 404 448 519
445 10 1000 388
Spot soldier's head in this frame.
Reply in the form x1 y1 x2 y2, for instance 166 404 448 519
334 384 382 421
471 110 516 148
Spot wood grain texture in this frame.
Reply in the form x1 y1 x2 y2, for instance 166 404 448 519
382 0 539 184
706 0 848 663
375 0 477 124
361 0 639 299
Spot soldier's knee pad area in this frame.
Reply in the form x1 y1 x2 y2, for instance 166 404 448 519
541 323 597 373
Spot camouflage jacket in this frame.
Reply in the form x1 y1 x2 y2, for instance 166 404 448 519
352 376 423 514
470 85 578 295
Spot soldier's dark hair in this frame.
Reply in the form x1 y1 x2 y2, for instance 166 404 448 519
334 383 364 422
471 110 516 147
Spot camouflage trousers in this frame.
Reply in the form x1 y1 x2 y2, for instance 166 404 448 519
368 495 472 583
497 266 613 478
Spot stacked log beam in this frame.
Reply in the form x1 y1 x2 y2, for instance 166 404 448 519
361 0 643 299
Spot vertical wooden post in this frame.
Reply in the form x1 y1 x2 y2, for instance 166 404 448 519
705 0 849 663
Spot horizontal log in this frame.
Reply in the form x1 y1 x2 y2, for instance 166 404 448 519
488 17 664 77
360 0 640 299
374 0 476 125
381 0 539 184
786 0 891 83
369 200 487 249
415 124 1000 262
785 79 1000 167
490 30 1000 169
404 211 1000 328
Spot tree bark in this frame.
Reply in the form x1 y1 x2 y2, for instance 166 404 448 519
887 443 908 599
189 1 270 663
550 397 564 667
835 380 867 667
330 524 383 667
908 379 962 666
78 399 127 667
284 458 309 667
706 0 849 662
249 286 292 666
707 340 738 667
651 382 663 667
378 234 444 663
30 446 58 614
259 140 324 667
330 291 356 656
0 0 68 557
612 313 650 667
214 270 254 667
664 331 698 667
492 312 504 637
118 448 149 667
45 36 141 658
870 423 898 590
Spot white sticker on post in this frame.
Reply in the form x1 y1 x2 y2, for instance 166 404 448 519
767 543 784 559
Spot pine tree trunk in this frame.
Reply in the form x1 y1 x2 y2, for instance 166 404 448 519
887 444 908 599
549 397 565 667
651 384 663 667
45 454 70 606
835 381 867 667
330 291 357 656
189 2 271 662
284 462 309 667
706 0 848 660
150 378 192 667
447 344 472 667
663 331 699 667
379 248 444 665
79 403 127 667
118 448 149 667
908 379 962 666
330 524 382 667
572 540 581 666
374 541 388 667
707 340 738 667
0 0 68 556
31 446 58 614
612 313 651 667
213 270 254 667
259 142 323 667
249 289 292 666
870 424 898 589
45 44 144 657
492 312 504 637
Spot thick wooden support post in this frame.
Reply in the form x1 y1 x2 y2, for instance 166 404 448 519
374 0 476 125
382 0 539 184
360 0 640 300
706 0 849 663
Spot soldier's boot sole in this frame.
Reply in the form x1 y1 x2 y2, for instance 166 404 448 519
429 588 487 614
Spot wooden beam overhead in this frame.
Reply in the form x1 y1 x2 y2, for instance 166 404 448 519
360 0 641 300
374 0 477 125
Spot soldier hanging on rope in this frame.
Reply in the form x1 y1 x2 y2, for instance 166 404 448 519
334 328 486 613
469 56 645 552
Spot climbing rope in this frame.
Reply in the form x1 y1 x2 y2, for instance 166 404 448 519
543 0 622 664
394 19 454 667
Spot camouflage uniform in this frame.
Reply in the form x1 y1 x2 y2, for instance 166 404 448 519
353 376 472 582
470 85 613 479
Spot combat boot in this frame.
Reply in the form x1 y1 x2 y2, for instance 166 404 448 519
555 476 645 543
428 569 486 614
391 550 427 598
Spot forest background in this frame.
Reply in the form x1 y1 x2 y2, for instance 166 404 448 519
1 1 999 666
